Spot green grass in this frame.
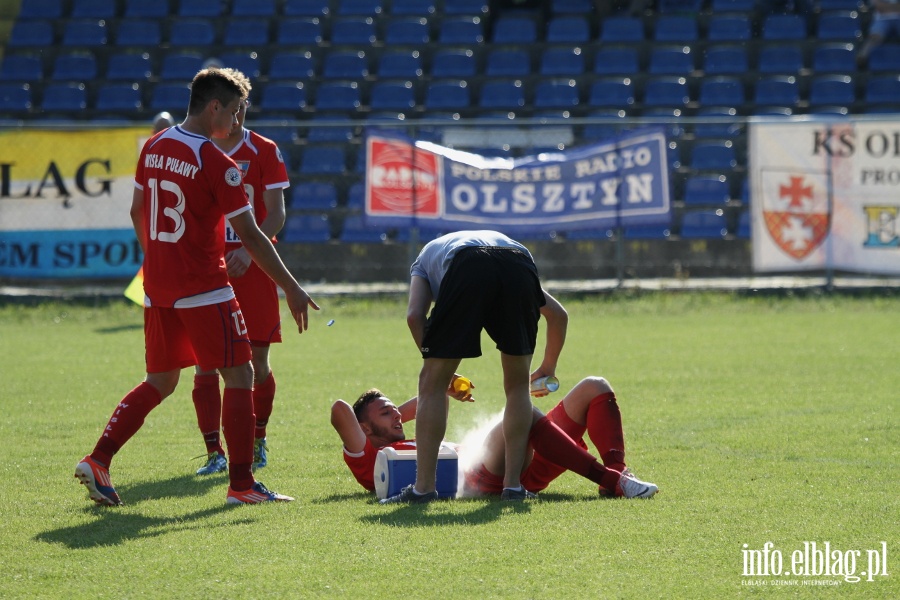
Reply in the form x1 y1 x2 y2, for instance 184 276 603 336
0 292 897 598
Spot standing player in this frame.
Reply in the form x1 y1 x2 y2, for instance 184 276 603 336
331 375 658 499
191 68 289 476
385 230 568 503
74 68 319 506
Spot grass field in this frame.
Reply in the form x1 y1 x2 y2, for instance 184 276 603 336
0 291 897 599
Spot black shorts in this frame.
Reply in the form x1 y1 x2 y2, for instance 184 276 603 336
421 246 545 359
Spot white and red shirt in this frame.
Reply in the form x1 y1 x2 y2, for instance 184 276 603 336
135 126 250 308
222 128 290 249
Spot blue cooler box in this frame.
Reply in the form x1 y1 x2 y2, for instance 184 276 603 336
374 445 458 500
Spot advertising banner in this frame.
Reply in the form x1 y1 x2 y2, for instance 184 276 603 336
364 128 672 234
750 120 900 274
0 127 146 278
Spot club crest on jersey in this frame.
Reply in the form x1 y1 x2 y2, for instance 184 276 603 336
234 160 250 179
225 166 242 186
760 170 831 260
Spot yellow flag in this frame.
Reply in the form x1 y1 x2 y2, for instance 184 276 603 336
123 267 144 306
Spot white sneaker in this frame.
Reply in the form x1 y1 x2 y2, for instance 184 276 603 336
617 471 658 499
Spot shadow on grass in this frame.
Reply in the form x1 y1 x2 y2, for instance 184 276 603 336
115 473 226 505
36 505 244 549
94 324 142 334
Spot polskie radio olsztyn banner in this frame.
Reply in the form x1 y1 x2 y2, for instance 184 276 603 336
363 127 672 235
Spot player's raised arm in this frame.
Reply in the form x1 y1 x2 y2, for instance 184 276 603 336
330 400 367 454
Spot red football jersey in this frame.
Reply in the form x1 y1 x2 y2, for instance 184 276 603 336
223 128 290 248
343 439 418 492
135 126 251 308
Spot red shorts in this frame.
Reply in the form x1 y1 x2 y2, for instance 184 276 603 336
463 401 588 495
144 299 252 373
229 258 282 345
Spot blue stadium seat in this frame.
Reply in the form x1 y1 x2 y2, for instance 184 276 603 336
693 107 742 139
115 19 162 47
0 83 33 112
8 21 54 48
299 146 347 175
680 210 728 239
0 55 43 81
812 43 856 73
868 44 900 72
124 0 168 17
17 0 63 19
588 78 636 108
369 80 417 111
432 49 477 78
233 0 277 16
754 76 800 108
442 0 488 15
169 20 215 47
865 75 900 107
808 75 856 107
337 0 383 16
479 79 525 110
150 83 191 112
377 51 423 78
438 17 484 44
223 19 270 47
259 82 308 111
305 114 355 142
219 52 262 79
757 45 804 75
331 17 377 45
322 51 369 79
709 0 755 9
550 0 593 13
95 83 143 112
41 82 87 112
51 52 98 81
698 77 744 108
346 182 365 208
269 52 316 79
648 46 694 75
707 15 751 42
385 17 431 45
276 18 324 45
690 141 737 171
485 49 531 76
71 0 117 19
546 16 590 43
539 47 584 76
658 0 702 11
683 175 730 205
62 20 108 47
703 46 748 75
106 53 153 82
736 209 750 239
534 79 580 109
599 16 644 42
283 0 331 16
424 80 471 111
159 52 204 81
390 0 436 15
593 47 639 75
654 16 698 42
623 224 670 239
762 15 808 41
252 124 299 146
314 81 362 112
643 77 690 109
340 215 388 243
178 0 224 16
293 182 339 209
281 214 332 243
817 11 861 41
819 0 861 8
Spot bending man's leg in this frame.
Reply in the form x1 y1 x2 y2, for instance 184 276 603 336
413 357 460 494
500 352 534 490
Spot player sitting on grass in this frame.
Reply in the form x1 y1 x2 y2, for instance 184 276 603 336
330 374 658 501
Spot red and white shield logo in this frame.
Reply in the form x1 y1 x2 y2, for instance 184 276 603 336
760 172 831 260
366 137 440 218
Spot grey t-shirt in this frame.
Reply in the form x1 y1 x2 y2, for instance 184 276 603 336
410 230 534 300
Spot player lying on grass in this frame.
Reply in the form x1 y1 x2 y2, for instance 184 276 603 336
330 374 658 501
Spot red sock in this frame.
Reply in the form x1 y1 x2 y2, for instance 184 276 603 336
253 372 276 439
586 392 626 472
529 417 621 494
222 387 254 491
91 382 162 466
192 374 223 454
